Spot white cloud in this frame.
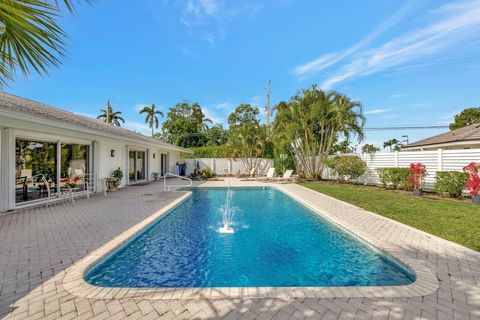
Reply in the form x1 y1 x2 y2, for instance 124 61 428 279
123 120 151 136
202 107 224 125
391 93 406 98
180 0 263 43
293 1 414 78
213 101 234 110
319 0 480 88
364 108 389 115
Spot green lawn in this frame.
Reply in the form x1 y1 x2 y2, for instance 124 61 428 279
301 181 480 252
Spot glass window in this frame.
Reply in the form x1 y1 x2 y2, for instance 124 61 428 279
129 150 136 182
136 151 145 180
15 139 57 204
60 144 89 191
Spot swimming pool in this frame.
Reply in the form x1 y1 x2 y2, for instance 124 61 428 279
85 187 415 288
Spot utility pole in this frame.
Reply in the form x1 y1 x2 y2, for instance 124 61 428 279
266 80 271 127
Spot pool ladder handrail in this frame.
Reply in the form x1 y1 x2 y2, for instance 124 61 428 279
163 173 192 191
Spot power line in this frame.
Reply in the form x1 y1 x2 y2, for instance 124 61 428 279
364 125 449 131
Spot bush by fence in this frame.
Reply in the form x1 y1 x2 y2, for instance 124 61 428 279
376 168 410 190
181 145 235 158
326 155 366 181
434 171 468 197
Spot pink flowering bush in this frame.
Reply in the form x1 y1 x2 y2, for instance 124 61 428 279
463 162 480 196
407 163 427 190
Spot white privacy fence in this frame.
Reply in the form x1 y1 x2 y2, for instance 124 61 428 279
182 158 274 176
323 148 480 190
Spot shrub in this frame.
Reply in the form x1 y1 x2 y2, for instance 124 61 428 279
434 171 468 197
327 155 366 181
375 168 410 190
463 162 480 195
407 163 427 190
181 145 234 158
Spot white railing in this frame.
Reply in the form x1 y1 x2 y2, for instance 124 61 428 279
163 173 192 191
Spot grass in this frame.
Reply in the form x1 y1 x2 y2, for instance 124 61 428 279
301 181 480 252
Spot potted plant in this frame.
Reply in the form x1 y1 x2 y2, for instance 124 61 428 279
106 167 123 192
176 161 186 176
65 176 81 189
463 162 480 204
407 163 427 196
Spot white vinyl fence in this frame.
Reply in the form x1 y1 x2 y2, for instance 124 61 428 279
182 158 274 177
323 148 480 190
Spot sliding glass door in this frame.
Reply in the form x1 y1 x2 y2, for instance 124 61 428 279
160 153 167 176
15 139 57 204
15 139 90 204
129 149 146 183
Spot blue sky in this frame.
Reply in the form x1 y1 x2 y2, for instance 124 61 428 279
6 0 480 149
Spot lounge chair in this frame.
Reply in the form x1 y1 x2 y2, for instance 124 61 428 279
254 167 275 181
274 170 294 183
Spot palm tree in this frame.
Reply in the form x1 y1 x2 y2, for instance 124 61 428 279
97 100 125 126
139 104 164 137
273 85 365 179
0 0 92 86
383 138 400 152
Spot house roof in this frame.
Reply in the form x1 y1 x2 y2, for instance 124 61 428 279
404 123 480 149
0 92 192 153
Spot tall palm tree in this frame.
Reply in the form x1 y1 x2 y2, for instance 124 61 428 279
0 0 92 86
97 100 125 126
383 138 400 152
139 104 164 137
273 85 365 179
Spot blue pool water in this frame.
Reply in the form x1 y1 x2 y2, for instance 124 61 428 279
85 187 415 288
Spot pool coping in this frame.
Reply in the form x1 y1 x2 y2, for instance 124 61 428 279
62 183 439 300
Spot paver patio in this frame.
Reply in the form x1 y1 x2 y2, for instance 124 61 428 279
1 179 479 319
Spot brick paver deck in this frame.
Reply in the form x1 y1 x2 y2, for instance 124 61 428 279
1 179 479 319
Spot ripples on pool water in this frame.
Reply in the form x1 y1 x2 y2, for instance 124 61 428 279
85 187 415 287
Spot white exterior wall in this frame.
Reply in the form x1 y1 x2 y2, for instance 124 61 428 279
183 158 274 176
0 118 182 211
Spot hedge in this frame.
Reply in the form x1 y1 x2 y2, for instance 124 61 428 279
376 168 410 190
181 146 234 158
434 171 468 197
326 155 367 181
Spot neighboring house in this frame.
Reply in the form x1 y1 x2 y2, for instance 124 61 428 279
0 92 191 212
403 123 480 151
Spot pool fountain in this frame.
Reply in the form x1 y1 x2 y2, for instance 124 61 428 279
218 187 239 234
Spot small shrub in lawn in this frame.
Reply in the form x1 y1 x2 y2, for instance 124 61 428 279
375 168 410 190
434 171 468 197
327 155 367 181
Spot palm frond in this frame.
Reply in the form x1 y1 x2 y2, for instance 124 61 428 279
0 0 66 85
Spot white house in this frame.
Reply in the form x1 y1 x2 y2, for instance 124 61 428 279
0 92 191 212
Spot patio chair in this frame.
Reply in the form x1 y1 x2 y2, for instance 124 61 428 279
15 176 28 200
274 170 294 183
254 167 276 181
223 168 230 177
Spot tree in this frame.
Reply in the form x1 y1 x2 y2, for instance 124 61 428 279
228 104 260 129
228 123 270 173
273 85 365 179
0 0 91 86
361 144 380 153
204 124 228 146
161 102 212 148
449 107 480 130
383 138 400 152
97 100 125 126
331 139 354 154
139 104 164 137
